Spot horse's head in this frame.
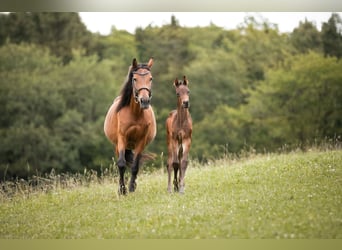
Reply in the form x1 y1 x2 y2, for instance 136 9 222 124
131 57 153 109
174 76 190 109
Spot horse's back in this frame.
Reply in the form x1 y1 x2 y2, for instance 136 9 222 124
166 110 176 131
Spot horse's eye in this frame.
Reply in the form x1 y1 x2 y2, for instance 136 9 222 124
187 90 190 95
150 77 153 83
176 93 180 97
133 78 137 83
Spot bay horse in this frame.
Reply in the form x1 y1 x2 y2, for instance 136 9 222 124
104 58 156 195
166 76 192 194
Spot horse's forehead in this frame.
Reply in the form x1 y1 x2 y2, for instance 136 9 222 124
177 85 189 93
134 68 152 77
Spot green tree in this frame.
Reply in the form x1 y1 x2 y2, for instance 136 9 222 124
236 15 292 86
1 12 92 64
192 105 251 160
0 44 118 178
246 52 342 149
290 19 322 53
321 13 342 58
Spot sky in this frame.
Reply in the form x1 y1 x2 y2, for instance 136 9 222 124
79 12 340 35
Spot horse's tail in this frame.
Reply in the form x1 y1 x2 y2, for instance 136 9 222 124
141 152 157 163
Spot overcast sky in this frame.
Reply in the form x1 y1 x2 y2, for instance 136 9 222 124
79 12 339 35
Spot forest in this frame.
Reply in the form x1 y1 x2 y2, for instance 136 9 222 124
0 12 341 178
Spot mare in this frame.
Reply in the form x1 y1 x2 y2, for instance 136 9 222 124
104 58 156 195
166 76 192 193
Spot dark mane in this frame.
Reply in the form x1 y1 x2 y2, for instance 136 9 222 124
116 63 150 112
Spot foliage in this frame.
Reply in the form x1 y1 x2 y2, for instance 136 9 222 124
290 19 322 54
0 12 342 177
0 43 117 178
321 13 342 58
0 149 341 238
245 52 342 150
2 12 92 64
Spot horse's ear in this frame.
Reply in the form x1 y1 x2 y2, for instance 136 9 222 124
174 78 179 88
183 75 188 85
147 57 154 68
132 58 138 69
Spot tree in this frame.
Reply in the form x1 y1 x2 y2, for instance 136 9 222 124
246 52 342 149
192 105 251 160
0 44 118 179
290 19 322 53
1 12 92 64
321 13 342 58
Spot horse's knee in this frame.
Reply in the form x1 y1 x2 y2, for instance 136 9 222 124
172 162 179 169
117 156 126 168
180 159 188 169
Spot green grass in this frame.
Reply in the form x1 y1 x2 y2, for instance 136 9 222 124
0 149 341 239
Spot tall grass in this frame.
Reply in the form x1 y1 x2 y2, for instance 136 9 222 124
0 147 341 238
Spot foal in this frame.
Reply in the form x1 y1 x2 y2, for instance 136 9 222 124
166 76 192 193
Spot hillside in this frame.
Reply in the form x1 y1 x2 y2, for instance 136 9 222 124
0 149 341 238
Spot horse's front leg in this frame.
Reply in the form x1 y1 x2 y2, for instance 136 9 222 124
179 139 191 194
117 137 127 195
167 140 177 193
129 153 141 192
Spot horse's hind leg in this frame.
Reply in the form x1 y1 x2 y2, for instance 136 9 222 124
173 163 179 192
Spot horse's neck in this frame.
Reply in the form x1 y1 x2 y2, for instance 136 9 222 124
130 96 143 116
176 103 190 124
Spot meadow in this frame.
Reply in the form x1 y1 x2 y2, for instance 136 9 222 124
0 149 341 239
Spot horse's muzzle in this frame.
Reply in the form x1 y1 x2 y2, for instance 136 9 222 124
182 101 190 109
139 98 150 109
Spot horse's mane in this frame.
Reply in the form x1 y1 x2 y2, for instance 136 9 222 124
116 63 150 112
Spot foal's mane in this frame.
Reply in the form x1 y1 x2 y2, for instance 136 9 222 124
116 63 151 112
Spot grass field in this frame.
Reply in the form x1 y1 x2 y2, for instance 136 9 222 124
0 149 341 239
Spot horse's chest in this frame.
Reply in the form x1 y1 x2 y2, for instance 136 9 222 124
171 121 191 140
121 120 150 145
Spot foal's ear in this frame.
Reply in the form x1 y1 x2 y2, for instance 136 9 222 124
147 57 154 68
132 58 138 69
183 75 188 85
174 78 180 87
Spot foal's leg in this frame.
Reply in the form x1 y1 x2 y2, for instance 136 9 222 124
173 162 179 192
166 159 173 193
167 139 178 193
179 140 191 194
171 143 180 192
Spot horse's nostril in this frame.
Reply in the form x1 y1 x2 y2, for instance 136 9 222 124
183 101 189 108
140 98 150 109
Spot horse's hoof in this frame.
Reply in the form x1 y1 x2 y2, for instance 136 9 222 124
179 187 185 194
129 182 136 192
118 185 127 195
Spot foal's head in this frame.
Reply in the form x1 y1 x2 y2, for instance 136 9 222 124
131 58 154 109
174 76 190 109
